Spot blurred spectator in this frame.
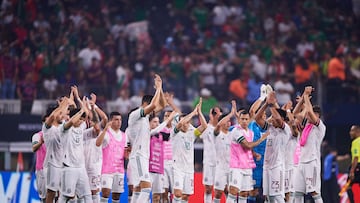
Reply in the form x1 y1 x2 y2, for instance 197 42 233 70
43 74 58 99
327 52 346 103
17 72 37 114
274 74 294 106
294 57 313 93
229 74 248 107
192 88 218 115
131 54 147 95
0 44 18 99
86 57 103 95
114 89 131 116
246 74 262 105
78 40 101 70
18 47 35 82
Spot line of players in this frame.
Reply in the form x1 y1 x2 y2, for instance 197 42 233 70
32 74 326 203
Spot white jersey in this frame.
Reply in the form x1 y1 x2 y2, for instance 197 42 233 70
285 133 298 170
299 120 326 163
127 108 150 159
215 131 231 170
83 127 102 169
171 125 198 173
42 124 63 167
263 123 291 169
62 124 89 168
102 127 128 148
201 124 216 166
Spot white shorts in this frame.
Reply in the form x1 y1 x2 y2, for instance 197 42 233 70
285 168 294 193
229 168 253 192
293 160 321 194
173 169 194 195
151 173 165 193
36 169 47 199
214 167 229 191
46 164 62 192
86 163 101 191
129 155 151 187
163 160 173 190
61 167 91 197
263 167 285 196
101 173 125 193
203 164 215 186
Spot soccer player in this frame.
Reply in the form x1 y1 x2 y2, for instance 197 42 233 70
201 106 222 203
171 98 207 203
293 86 326 203
59 99 96 203
162 92 182 203
43 97 70 203
32 116 48 202
96 111 128 203
82 93 108 203
213 100 236 203
127 74 166 203
254 91 292 203
148 111 176 203
226 110 268 203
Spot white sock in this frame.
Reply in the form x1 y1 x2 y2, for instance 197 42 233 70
173 196 182 203
294 192 304 203
238 195 247 203
214 198 221 203
100 197 109 203
136 188 151 203
92 194 100 203
131 192 140 203
77 197 84 203
226 194 237 203
312 194 323 203
204 193 212 203
112 199 120 203
83 195 92 203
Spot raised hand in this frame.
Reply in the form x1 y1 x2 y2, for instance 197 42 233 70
90 93 97 104
154 74 162 90
304 86 314 95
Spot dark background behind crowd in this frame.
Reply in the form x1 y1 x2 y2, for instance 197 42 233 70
1 0 360 158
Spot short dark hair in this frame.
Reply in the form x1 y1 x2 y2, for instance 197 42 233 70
313 105 321 116
69 108 86 118
110 111 121 119
142 95 154 105
276 108 288 122
240 109 250 115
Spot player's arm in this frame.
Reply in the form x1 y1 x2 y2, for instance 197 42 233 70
196 98 208 133
303 86 320 125
175 105 198 131
96 121 112 147
165 92 182 113
63 98 86 130
268 92 285 129
32 134 44 152
240 131 269 150
45 97 69 128
144 74 164 115
151 111 177 136
254 100 269 130
215 100 236 135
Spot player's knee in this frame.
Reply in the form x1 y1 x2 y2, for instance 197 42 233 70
181 194 189 201
228 186 239 196
239 191 249 197
112 192 121 200
101 189 111 198
174 189 182 198
205 185 212 194
214 190 223 199
152 194 161 202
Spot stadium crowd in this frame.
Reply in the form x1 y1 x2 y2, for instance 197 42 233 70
0 0 360 113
